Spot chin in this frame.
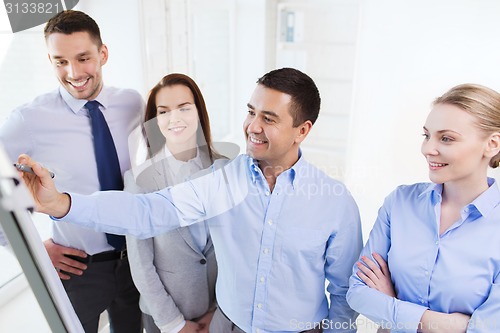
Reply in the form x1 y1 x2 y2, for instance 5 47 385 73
429 174 446 184
246 149 259 160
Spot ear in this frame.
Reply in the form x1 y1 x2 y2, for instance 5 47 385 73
99 44 109 66
294 120 313 144
485 132 500 158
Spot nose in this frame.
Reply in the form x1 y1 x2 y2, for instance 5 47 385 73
67 62 84 80
421 137 438 157
245 116 262 134
169 109 181 124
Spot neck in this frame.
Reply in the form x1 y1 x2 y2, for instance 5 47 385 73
167 141 197 162
86 81 103 101
258 153 299 191
442 176 489 208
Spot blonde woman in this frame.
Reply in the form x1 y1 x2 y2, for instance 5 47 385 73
347 84 500 333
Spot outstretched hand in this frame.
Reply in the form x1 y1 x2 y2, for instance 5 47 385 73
356 253 396 297
17 154 70 218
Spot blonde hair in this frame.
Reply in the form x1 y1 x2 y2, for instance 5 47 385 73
434 83 500 168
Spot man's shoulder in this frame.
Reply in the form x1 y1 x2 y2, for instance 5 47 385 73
294 158 356 204
104 86 142 100
13 89 60 114
209 154 242 171
103 86 144 114
297 158 345 185
199 154 248 179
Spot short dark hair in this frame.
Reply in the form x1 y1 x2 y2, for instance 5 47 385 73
44 10 102 47
257 67 321 126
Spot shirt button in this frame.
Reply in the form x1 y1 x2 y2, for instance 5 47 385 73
260 276 265 283
435 241 439 245
199 259 207 264
268 219 273 225
265 191 270 196
257 303 263 309
424 271 429 276
263 248 269 254
256 329 261 333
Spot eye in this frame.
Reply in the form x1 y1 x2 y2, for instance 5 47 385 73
55 60 67 66
157 109 170 115
247 110 255 116
79 57 90 62
422 133 430 140
180 107 190 112
264 116 274 123
441 136 453 143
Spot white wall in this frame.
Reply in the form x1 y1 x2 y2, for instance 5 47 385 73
77 0 146 95
347 0 500 239
231 0 268 147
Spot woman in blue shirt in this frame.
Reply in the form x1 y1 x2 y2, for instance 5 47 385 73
347 84 500 333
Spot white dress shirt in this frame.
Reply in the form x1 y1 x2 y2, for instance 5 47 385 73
0 86 143 254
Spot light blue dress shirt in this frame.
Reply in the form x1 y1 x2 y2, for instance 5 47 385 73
124 146 216 332
62 153 363 333
159 146 209 252
347 178 500 333
0 86 143 254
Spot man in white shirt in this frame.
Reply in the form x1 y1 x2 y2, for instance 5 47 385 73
0 10 143 333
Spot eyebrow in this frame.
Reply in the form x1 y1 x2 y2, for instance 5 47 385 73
157 102 193 109
247 103 279 118
422 126 463 136
51 51 91 60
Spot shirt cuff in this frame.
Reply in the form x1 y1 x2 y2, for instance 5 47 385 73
395 300 428 331
158 315 185 333
49 192 72 221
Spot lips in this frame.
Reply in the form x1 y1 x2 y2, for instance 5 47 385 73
249 135 267 144
67 78 89 89
429 161 448 169
168 126 187 132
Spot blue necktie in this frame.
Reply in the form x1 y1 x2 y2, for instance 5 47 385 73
86 101 126 251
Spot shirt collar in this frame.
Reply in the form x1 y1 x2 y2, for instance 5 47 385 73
248 157 259 184
59 85 109 114
470 178 500 218
247 149 302 189
419 182 442 205
288 150 304 189
162 145 203 175
419 177 500 218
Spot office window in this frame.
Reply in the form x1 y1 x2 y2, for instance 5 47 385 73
140 0 234 140
0 21 54 329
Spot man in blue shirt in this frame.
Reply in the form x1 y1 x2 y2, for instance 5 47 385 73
0 10 143 333
20 67 363 333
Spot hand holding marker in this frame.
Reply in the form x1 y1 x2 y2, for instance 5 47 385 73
14 163 55 179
